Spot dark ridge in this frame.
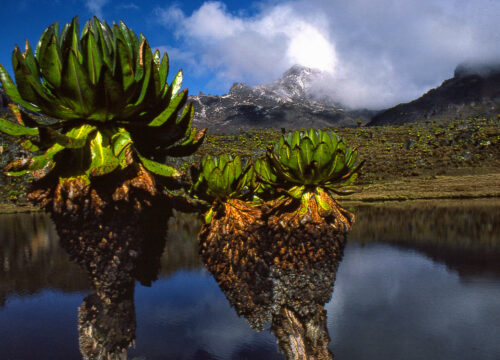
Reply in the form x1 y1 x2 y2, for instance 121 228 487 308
368 63 500 126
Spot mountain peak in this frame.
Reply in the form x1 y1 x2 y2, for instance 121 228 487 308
190 65 374 132
227 65 324 103
282 64 317 78
255 65 324 103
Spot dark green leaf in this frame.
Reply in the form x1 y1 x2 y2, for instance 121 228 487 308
176 102 194 137
313 142 332 176
21 40 41 80
118 20 135 61
148 89 187 127
12 46 54 105
132 39 152 106
61 49 93 115
58 23 70 49
0 65 40 112
61 17 81 62
127 27 140 60
137 152 180 178
35 24 52 59
0 117 38 136
38 34 63 88
116 38 135 92
82 30 102 85
95 18 112 70
159 53 169 92
100 67 124 118
299 137 314 166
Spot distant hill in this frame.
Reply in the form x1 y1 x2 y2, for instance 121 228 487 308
368 62 500 126
190 65 376 133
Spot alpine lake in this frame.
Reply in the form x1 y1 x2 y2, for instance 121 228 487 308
1 198 499 360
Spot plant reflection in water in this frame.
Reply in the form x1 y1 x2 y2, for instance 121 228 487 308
59 204 172 360
201 215 346 359
1 200 499 359
60 199 346 360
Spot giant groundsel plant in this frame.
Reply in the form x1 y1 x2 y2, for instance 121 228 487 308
191 155 265 283
255 129 364 231
190 154 254 224
0 16 205 212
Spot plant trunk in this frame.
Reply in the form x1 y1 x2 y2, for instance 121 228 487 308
200 199 274 329
262 192 351 269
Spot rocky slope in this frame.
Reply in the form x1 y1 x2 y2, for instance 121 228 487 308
368 62 500 126
190 65 375 133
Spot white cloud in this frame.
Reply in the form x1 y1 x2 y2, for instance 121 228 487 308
115 3 139 11
84 0 109 18
156 0 500 109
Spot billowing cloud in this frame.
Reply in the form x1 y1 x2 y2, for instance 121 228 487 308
156 0 500 109
156 2 337 91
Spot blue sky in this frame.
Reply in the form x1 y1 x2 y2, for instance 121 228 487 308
0 0 222 96
1 0 500 109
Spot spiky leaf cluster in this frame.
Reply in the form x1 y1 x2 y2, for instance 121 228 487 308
190 154 254 224
191 155 254 203
255 129 364 199
0 16 205 182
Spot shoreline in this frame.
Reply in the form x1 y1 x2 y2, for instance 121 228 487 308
2 171 498 214
345 171 500 203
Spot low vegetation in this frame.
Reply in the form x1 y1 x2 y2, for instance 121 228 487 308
197 115 500 185
2 114 499 206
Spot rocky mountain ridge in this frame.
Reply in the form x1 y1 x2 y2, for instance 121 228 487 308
190 65 375 133
368 62 500 126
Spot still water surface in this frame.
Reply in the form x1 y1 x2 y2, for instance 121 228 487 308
0 199 499 359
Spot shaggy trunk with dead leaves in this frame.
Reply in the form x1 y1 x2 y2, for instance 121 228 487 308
262 192 349 270
26 164 171 299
